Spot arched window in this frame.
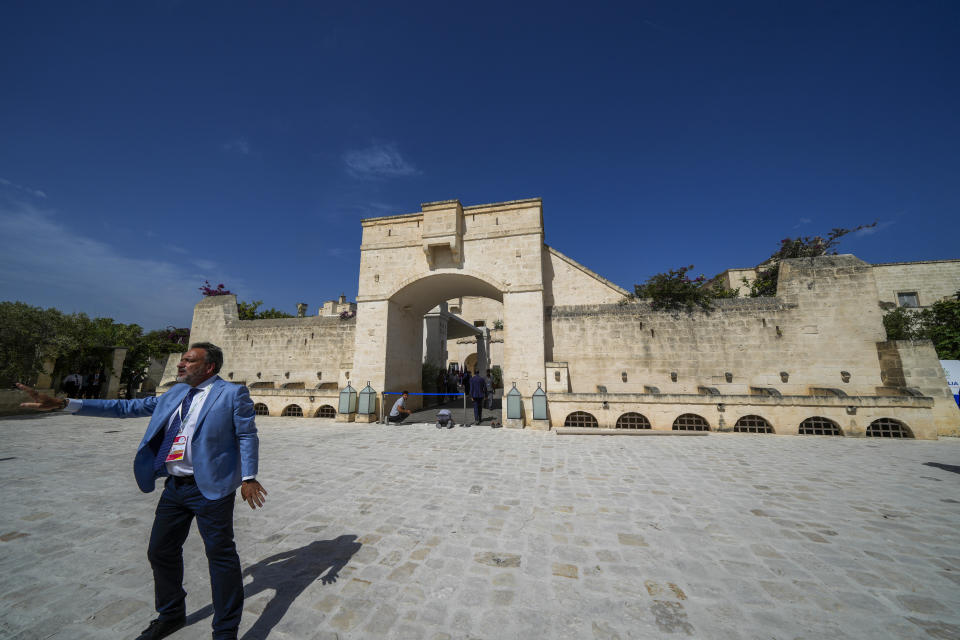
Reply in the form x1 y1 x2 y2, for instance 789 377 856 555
616 412 651 429
798 416 843 436
315 405 336 418
733 415 774 434
866 418 914 438
673 413 709 431
253 403 269 416
564 411 598 428
281 404 303 417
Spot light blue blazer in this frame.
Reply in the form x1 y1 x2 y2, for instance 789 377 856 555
77 377 258 500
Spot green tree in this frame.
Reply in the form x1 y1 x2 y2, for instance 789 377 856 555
0 302 68 386
0 301 188 393
119 328 189 398
237 300 294 320
626 265 739 312
747 223 876 296
882 307 916 341
917 291 960 359
881 291 960 359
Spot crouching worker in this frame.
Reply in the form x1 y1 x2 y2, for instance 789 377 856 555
388 391 411 424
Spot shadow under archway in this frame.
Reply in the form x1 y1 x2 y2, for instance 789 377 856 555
186 535 362 640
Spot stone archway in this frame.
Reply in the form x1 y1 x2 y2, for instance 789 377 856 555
351 199 547 422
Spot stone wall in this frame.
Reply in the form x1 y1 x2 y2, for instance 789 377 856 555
546 255 952 437
877 340 960 436
872 259 960 308
160 295 356 392
550 256 885 397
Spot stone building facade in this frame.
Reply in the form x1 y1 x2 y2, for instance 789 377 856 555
161 198 959 438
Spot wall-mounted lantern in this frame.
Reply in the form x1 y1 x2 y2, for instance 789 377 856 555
358 382 376 415
532 382 547 420
506 383 523 420
338 383 357 415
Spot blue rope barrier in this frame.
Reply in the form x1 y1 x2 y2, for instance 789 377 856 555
382 392 465 396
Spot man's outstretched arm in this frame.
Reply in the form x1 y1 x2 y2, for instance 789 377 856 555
16 383 158 417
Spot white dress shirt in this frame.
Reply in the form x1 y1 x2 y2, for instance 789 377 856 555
164 376 215 477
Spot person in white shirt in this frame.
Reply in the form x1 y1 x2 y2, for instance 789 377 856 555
388 391 411 424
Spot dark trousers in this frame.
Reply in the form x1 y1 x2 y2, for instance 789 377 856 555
472 397 483 423
149 479 243 639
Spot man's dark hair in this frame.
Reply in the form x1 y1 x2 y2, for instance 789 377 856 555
190 342 224 374
402 390 409 395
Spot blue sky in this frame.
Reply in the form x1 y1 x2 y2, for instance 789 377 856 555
1 1 957 328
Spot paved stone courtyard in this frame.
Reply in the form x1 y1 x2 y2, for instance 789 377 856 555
1 413 959 640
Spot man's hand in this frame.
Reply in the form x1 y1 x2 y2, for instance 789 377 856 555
321 570 340 584
241 480 267 509
16 383 67 412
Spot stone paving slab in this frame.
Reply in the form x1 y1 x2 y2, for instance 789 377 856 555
1 412 959 639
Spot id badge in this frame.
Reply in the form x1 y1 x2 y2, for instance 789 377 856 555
165 435 187 462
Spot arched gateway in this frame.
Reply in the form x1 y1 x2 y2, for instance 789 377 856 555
352 199 563 423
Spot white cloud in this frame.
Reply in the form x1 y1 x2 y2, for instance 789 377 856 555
343 142 419 179
1 177 48 199
192 259 217 271
854 221 894 237
0 202 241 327
792 217 812 228
222 137 251 155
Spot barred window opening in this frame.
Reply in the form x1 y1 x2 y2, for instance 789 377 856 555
315 405 336 418
253 403 269 416
866 418 913 438
734 415 774 434
798 416 843 436
564 411 598 428
616 412 651 429
673 413 709 431
281 404 304 417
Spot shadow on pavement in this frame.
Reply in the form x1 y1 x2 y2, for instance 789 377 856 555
186 535 362 640
924 462 960 475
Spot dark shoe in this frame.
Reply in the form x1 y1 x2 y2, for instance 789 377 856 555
135 616 186 640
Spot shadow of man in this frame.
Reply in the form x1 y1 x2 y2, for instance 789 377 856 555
187 535 362 640
924 461 960 475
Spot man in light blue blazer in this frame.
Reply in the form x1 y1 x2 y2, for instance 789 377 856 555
19 342 267 640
